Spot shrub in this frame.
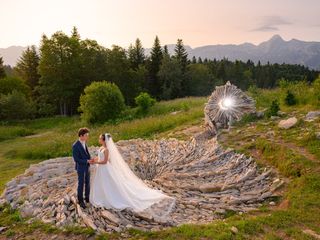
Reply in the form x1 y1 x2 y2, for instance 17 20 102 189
312 76 320 102
79 81 125 123
235 112 258 126
247 85 259 97
266 100 280 118
0 91 36 120
134 92 156 114
284 90 297 106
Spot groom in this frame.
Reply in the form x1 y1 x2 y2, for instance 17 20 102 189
72 127 94 209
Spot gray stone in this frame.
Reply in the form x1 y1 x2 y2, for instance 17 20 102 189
278 117 298 129
269 201 276 206
271 116 280 120
256 111 264 118
20 205 34 218
231 226 238 234
305 111 320 121
101 210 121 225
199 184 222 193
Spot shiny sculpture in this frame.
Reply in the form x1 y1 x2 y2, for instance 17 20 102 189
204 81 256 135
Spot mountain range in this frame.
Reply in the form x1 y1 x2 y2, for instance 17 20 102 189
1 35 320 70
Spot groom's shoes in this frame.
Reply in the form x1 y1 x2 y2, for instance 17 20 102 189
79 201 86 209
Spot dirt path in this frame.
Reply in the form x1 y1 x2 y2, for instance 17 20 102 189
272 137 319 162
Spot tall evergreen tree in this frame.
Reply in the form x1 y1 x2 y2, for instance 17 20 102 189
0 57 6 79
163 45 169 57
15 45 40 89
173 39 188 96
173 39 188 73
147 36 163 98
128 38 145 69
192 56 197 64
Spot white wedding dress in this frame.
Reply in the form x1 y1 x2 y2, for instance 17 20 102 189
90 134 175 221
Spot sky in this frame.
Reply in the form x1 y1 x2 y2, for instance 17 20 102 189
1 0 320 48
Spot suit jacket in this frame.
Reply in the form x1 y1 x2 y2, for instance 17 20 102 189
72 140 91 171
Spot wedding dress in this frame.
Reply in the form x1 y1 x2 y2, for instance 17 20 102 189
90 134 175 221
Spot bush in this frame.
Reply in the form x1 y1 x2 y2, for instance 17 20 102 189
247 85 259 97
284 90 297 106
79 81 125 123
135 92 156 114
266 100 280 118
312 76 320 102
235 112 258 126
0 91 36 120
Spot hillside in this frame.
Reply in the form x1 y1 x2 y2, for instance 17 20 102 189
0 86 320 239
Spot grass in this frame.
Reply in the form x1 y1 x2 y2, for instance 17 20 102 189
0 96 206 193
215 87 320 239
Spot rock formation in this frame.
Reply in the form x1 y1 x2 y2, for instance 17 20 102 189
0 133 282 232
0 83 282 233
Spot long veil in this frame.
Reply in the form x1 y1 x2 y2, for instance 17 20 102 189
104 133 176 222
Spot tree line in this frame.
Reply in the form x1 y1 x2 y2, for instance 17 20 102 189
0 27 318 119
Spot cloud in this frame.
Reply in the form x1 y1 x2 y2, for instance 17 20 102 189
251 16 292 32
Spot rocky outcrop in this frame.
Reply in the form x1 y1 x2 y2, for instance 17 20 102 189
0 133 282 233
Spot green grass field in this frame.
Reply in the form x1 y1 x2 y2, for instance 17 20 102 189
0 97 206 193
1 85 320 239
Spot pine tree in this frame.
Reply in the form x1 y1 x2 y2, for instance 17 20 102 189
128 38 145 69
147 36 163 97
266 100 280 117
15 45 40 89
192 56 197 64
163 45 169 57
284 90 297 106
174 39 188 73
0 57 6 79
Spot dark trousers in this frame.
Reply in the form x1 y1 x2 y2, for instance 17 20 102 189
77 167 90 203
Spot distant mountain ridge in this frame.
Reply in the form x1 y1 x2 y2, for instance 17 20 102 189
0 46 28 67
149 35 320 70
1 35 320 70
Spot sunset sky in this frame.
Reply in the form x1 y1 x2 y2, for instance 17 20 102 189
1 0 320 48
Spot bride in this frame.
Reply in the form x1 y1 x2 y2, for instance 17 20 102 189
90 133 175 221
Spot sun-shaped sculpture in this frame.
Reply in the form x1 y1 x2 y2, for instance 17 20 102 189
204 81 256 135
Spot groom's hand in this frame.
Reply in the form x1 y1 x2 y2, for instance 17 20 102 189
88 159 95 164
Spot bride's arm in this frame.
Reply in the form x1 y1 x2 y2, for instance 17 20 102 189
98 148 109 164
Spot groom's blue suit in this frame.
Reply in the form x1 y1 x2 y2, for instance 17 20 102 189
72 140 91 203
